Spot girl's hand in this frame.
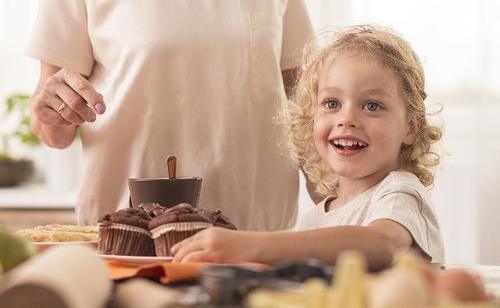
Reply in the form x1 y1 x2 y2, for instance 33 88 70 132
171 227 259 263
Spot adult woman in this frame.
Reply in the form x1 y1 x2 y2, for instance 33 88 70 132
27 1 313 230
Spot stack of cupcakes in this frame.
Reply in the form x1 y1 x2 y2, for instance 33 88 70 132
97 203 236 257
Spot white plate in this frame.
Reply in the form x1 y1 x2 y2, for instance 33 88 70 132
33 241 98 251
98 254 173 265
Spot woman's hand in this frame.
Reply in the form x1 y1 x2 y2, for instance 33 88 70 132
32 67 105 127
171 227 260 263
31 63 106 148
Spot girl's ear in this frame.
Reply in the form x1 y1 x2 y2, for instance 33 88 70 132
403 118 418 145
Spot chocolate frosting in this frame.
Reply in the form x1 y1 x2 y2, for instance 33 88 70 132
99 207 151 229
138 203 167 218
196 208 237 230
148 203 210 230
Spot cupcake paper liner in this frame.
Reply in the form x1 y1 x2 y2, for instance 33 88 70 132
151 222 212 257
98 223 155 256
150 222 212 239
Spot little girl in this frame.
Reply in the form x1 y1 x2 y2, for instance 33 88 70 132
171 25 444 270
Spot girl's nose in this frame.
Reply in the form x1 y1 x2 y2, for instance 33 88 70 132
336 105 359 128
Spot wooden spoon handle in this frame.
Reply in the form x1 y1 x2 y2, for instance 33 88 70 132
166 155 177 179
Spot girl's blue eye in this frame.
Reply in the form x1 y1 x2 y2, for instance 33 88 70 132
323 99 339 109
364 101 382 111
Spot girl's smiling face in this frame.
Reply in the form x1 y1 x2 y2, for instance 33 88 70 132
314 52 416 182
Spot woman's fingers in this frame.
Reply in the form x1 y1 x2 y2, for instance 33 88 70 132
34 104 72 126
33 67 105 127
60 68 106 114
53 83 96 123
43 92 85 125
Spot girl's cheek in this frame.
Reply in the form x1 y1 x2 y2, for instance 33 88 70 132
313 118 331 152
314 115 332 136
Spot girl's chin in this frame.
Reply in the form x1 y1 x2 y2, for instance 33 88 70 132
329 165 365 178
328 161 376 178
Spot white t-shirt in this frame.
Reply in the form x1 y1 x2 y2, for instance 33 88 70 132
26 0 313 230
297 171 445 263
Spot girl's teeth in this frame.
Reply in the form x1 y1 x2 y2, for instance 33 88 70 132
332 139 368 147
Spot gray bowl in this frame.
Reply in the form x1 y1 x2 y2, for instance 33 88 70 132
0 159 34 187
128 177 202 208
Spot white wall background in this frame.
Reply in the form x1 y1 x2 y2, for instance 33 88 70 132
0 1 38 99
0 1 82 189
1 0 500 265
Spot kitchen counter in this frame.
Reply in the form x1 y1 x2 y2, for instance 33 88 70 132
0 182 76 209
0 183 77 230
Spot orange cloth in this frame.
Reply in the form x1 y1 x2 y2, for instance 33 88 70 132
106 260 267 284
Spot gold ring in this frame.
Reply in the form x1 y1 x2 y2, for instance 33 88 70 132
56 103 66 113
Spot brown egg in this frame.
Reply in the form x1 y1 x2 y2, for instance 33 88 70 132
433 269 489 302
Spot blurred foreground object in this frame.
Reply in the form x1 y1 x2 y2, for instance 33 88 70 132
0 229 35 273
247 250 495 308
0 245 111 308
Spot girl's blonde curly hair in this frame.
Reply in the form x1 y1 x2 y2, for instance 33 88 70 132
283 25 441 196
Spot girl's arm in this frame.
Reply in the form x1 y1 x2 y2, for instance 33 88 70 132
171 219 412 270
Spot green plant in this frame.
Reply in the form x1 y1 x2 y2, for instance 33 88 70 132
0 93 40 160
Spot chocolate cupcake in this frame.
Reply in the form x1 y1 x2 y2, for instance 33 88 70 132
196 208 237 230
149 203 212 257
98 207 155 256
